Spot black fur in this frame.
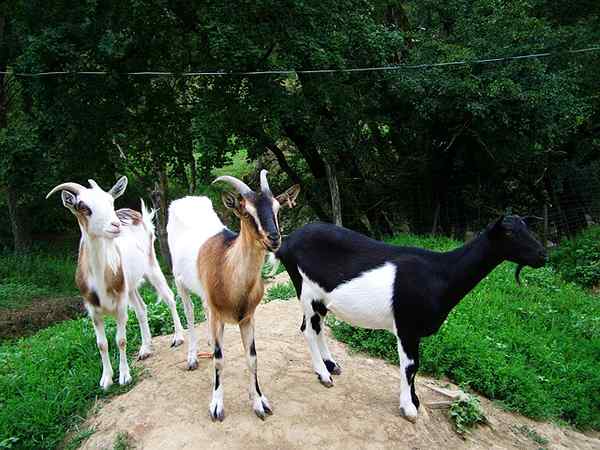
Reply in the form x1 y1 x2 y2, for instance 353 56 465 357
300 315 306 332
310 313 321 334
324 359 336 373
255 378 262 397
312 300 328 316
214 342 223 359
214 369 220 390
250 340 256 356
276 217 546 412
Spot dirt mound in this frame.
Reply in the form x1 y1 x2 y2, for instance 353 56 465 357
0 296 85 340
78 283 599 450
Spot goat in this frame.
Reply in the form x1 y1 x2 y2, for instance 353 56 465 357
167 170 300 421
275 216 546 421
46 177 185 390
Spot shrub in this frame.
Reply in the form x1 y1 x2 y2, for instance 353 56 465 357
550 225 600 288
264 282 296 303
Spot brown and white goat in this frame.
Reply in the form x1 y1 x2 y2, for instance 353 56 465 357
47 177 185 390
167 170 300 421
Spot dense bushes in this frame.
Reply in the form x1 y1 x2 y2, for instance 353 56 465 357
328 234 600 430
550 226 600 288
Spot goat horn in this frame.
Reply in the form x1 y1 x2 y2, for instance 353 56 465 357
46 182 86 199
260 169 271 193
515 264 524 286
212 175 253 196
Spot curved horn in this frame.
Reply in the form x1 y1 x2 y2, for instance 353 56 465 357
88 179 101 190
259 169 271 193
212 175 253 196
46 182 86 199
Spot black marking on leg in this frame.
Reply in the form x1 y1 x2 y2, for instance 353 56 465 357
324 359 341 375
311 300 328 316
214 369 220 390
214 342 222 359
405 362 419 409
310 314 321 334
250 340 256 356
300 315 306 332
255 378 262 397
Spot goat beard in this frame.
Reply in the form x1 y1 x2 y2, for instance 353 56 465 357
515 264 524 286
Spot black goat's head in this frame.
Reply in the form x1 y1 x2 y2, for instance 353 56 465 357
488 215 547 284
213 170 300 252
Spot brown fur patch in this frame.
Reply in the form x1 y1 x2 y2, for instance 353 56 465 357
105 259 125 297
76 244 100 307
116 208 142 226
197 222 265 324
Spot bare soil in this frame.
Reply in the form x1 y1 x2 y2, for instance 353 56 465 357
78 276 600 450
0 296 85 340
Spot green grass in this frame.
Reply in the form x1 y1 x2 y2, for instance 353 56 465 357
0 281 204 450
264 281 296 303
0 250 77 309
549 225 600 288
328 233 600 430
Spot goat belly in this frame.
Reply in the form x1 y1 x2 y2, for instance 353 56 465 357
320 262 396 331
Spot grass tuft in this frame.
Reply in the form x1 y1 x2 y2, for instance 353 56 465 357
264 282 296 303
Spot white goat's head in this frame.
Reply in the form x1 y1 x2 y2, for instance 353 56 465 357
46 176 128 239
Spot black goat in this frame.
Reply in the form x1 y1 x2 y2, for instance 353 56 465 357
276 216 546 421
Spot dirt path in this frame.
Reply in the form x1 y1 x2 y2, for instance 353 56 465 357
80 278 600 450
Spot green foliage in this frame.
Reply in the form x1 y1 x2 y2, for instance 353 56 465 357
112 431 133 450
449 394 487 436
550 226 600 288
328 233 600 430
0 250 77 309
264 282 296 303
0 281 204 450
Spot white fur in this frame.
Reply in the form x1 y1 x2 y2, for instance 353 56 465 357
53 179 184 390
299 263 396 331
167 196 226 367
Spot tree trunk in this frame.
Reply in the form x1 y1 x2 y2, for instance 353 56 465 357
7 185 32 252
325 159 342 226
150 171 172 270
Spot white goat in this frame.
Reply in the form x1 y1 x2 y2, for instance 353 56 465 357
46 177 185 390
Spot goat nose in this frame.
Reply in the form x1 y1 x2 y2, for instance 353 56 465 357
268 232 280 242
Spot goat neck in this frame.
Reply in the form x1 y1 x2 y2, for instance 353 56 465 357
224 219 266 287
441 231 503 310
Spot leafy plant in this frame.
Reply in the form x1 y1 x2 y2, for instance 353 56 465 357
449 394 487 436
550 226 600 288
264 282 296 303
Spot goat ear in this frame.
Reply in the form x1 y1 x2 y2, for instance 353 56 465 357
108 176 128 199
61 190 78 211
276 184 301 208
222 191 240 210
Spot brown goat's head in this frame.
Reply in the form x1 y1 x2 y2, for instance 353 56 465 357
213 170 300 252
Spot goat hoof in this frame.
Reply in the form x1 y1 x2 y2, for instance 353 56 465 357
210 406 225 422
171 336 184 347
400 404 418 423
99 375 113 391
138 348 152 360
262 400 273 416
187 359 199 370
317 373 334 388
324 359 342 375
119 372 132 386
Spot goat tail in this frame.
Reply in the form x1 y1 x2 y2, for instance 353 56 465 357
140 199 157 236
